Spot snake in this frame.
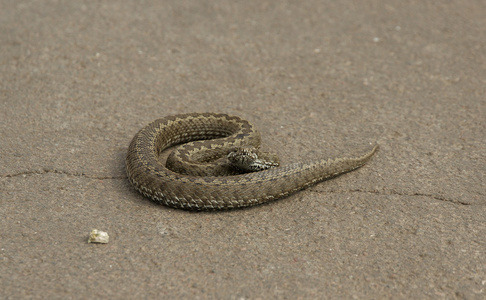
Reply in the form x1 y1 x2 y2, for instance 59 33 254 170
126 113 378 210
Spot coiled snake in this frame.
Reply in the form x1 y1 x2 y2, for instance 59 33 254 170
126 113 378 210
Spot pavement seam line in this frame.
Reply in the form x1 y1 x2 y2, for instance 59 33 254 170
0 170 475 206
311 188 471 206
0 169 126 180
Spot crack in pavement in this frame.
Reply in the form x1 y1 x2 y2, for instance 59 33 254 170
312 188 472 206
0 168 127 180
0 169 474 206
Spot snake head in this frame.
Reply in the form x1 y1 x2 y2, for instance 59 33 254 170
227 147 280 172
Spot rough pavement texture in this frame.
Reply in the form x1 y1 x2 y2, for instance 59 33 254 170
1 1 485 299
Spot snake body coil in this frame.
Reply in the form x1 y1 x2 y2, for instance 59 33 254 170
126 113 378 210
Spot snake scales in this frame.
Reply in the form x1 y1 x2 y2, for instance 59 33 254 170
126 113 378 210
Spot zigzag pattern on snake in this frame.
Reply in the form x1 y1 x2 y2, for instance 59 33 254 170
126 113 378 210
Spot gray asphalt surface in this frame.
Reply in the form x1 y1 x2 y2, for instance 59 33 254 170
1 1 485 299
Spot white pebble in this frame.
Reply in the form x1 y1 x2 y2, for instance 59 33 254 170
88 229 109 244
